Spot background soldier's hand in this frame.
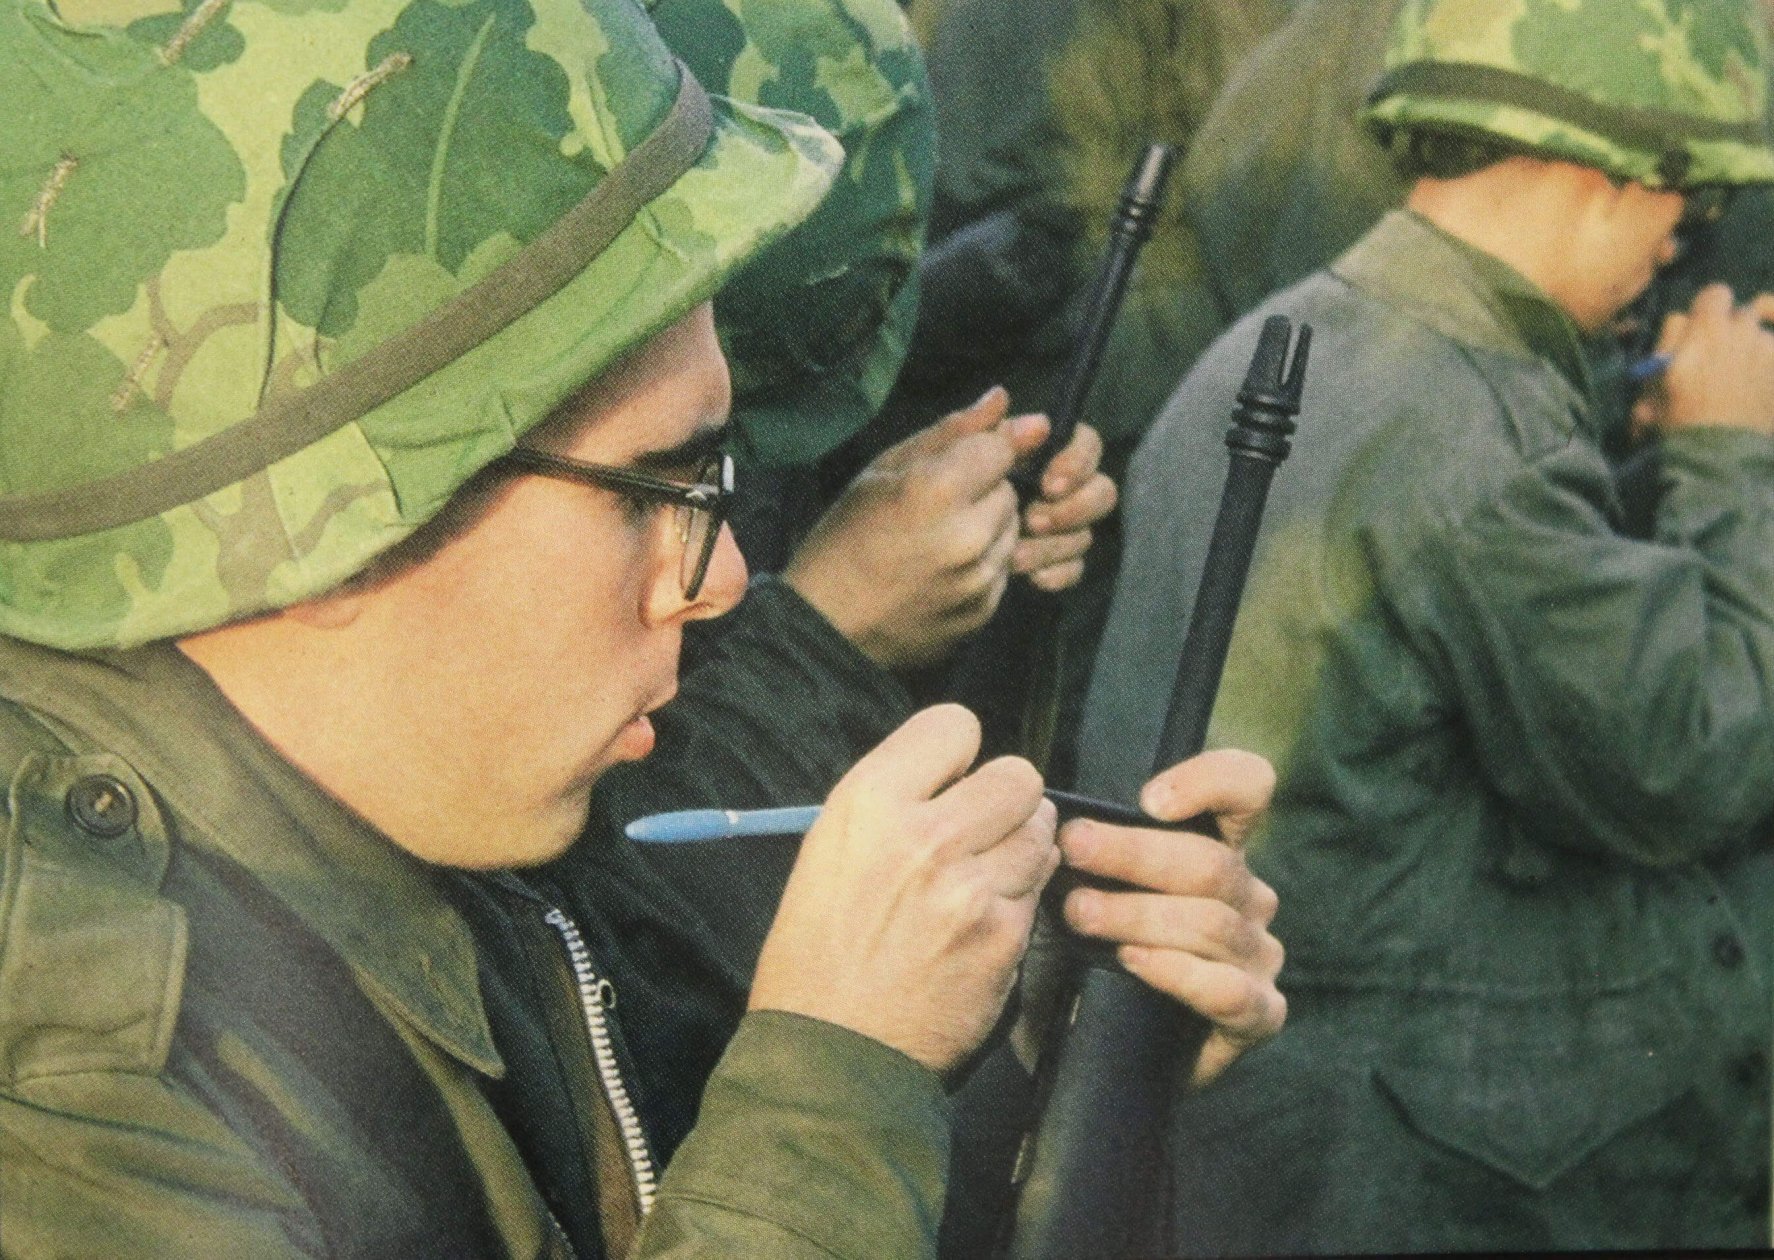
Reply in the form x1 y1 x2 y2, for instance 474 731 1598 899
1636 284 1774 436
1015 418 1117 593
1058 749 1286 1088
784 387 1116 669
749 705 1059 1074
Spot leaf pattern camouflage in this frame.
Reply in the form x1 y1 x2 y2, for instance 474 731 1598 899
0 0 841 650
1366 0 1774 187
648 0 935 467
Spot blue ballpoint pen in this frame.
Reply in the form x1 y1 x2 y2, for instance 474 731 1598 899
1627 351 1672 383
625 788 1200 843
626 805 822 843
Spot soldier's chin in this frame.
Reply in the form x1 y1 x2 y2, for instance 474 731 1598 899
497 803 596 869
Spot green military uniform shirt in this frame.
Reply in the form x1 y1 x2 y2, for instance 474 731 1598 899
1080 210 1774 1254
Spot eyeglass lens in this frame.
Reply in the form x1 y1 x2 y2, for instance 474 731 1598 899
677 455 729 599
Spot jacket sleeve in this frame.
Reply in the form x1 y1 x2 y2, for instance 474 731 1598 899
635 1011 951 1260
1391 424 1774 866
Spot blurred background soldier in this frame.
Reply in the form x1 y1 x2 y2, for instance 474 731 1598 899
1110 0 1774 467
1080 0 1774 1253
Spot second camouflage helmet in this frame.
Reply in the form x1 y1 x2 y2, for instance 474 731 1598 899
1363 0 1774 188
649 0 936 469
0 0 840 650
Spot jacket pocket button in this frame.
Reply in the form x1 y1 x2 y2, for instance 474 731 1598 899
65 774 138 839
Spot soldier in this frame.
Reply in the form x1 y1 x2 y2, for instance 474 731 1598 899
647 0 1116 655
1080 0 1774 1253
0 0 1285 1255
1094 0 1774 444
469 0 1122 1225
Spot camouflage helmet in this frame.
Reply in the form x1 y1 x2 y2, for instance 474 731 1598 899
649 0 935 469
0 0 841 650
1363 0 1774 189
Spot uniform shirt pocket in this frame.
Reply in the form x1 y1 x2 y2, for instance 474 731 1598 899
1370 986 1694 1191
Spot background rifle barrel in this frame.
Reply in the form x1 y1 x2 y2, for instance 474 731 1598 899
1022 143 1175 483
955 143 1175 765
999 314 1311 1260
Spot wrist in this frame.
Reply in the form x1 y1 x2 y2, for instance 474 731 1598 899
781 561 918 669
782 555 859 638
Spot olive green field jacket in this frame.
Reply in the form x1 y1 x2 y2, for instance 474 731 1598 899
0 583 944 1259
1080 210 1774 1254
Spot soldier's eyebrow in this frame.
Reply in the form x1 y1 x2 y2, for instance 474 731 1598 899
626 424 726 475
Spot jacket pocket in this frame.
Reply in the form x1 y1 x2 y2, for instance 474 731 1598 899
0 753 186 1083
1370 988 1694 1192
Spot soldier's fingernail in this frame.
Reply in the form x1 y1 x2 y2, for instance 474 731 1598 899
1068 888 1102 928
1026 508 1050 532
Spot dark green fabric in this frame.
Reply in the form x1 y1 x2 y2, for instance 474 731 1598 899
1080 210 1774 1253
1086 0 1404 449
0 597 948 1259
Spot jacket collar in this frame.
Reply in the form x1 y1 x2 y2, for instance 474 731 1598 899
1333 209 1596 410
0 636 503 1078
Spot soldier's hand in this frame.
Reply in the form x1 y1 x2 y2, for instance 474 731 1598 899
749 705 1059 1074
1058 749 1286 1088
781 385 1114 669
1638 284 1774 436
783 387 1063 670
1014 421 1117 593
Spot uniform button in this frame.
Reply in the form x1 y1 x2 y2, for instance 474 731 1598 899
1713 932 1747 969
65 774 137 838
1731 1050 1768 1089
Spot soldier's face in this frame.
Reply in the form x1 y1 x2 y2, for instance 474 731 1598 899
1565 177 1685 331
326 305 747 867
447 303 746 862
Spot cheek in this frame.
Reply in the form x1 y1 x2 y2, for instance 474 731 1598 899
430 491 661 738
517 504 656 675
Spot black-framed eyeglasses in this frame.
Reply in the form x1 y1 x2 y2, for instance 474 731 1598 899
493 447 735 600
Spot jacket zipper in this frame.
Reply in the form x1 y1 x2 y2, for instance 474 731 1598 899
542 906 660 1217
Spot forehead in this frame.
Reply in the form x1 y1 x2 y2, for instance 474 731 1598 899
538 306 731 464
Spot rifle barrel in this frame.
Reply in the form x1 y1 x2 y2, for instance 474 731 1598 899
999 315 1311 1260
1022 144 1175 486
